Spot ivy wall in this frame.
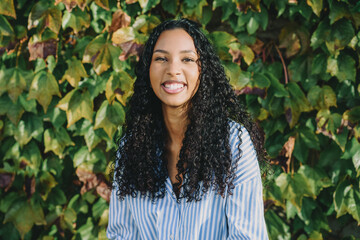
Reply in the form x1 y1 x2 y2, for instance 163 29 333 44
0 0 359 239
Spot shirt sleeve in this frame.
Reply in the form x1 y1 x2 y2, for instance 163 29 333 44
225 124 269 239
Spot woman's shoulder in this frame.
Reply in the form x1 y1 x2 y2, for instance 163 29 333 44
227 119 260 183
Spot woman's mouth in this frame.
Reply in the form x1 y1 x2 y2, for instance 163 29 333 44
161 82 186 93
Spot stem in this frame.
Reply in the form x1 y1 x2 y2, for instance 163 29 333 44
275 44 288 84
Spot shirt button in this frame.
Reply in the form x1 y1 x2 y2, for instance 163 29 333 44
170 235 174 239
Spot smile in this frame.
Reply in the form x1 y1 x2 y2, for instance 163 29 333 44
161 82 186 94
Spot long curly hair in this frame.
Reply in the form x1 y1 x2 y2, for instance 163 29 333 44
113 18 265 202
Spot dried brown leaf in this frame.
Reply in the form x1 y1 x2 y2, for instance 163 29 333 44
119 41 143 61
109 10 131 33
55 0 87 12
28 39 58 61
0 173 15 192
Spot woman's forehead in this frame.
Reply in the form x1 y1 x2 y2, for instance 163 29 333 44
153 29 196 53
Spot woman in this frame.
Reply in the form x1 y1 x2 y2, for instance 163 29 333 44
107 18 268 239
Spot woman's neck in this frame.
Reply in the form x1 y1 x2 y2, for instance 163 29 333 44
162 105 188 146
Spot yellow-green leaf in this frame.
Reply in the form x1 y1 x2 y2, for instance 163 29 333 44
4 199 46 239
44 127 75 157
57 89 93 127
39 171 58 200
0 0 16 19
20 141 42 170
28 71 61 113
94 100 125 138
284 82 312 128
132 15 161 34
111 27 136 45
306 0 322 17
3 68 28 103
28 0 62 34
83 35 123 75
105 71 134 106
228 42 255 66
60 57 88 87
94 0 109 10
307 85 337 110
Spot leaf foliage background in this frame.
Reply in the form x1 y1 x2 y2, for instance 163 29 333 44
0 0 360 239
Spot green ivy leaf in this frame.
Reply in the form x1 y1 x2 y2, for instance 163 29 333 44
94 100 125 138
62 7 90 34
92 197 107 219
275 172 314 210
68 194 88 214
60 57 88 87
298 165 332 196
105 71 134 106
13 113 44 147
28 0 62 34
28 71 61 113
265 209 291 240
342 138 360 177
20 141 42 170
266 73 289 98
44 126 75 157
336 53 356 82
73 147 106 172
62 207 77 232
334 178 360 223
181 0 208 21
311 53 327 75
57 89 93 127
247 17 259 35
44 100 67 129
310 20 330 49
327 19 355 53
77 217 96 240
161 0 178 15
328 0 350 24
212 0 236 21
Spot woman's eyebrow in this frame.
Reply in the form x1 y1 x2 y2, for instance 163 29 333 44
153 49 196 54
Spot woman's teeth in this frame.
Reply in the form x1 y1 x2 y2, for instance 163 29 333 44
164 83 184 90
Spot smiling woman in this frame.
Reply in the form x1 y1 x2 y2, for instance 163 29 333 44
149 29 200 108
107 18 269 239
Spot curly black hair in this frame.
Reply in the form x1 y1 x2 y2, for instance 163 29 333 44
113 18 266 202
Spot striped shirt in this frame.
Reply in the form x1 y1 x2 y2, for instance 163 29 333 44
107 121 269 239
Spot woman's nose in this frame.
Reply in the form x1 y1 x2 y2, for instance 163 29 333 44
166 60 181 76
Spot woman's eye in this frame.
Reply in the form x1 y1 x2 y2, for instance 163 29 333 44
182 58 195 62
155 57 167 62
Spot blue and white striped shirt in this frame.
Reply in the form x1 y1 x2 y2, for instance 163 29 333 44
107 121 269 239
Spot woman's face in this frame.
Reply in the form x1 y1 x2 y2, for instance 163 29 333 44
149 29 200 109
